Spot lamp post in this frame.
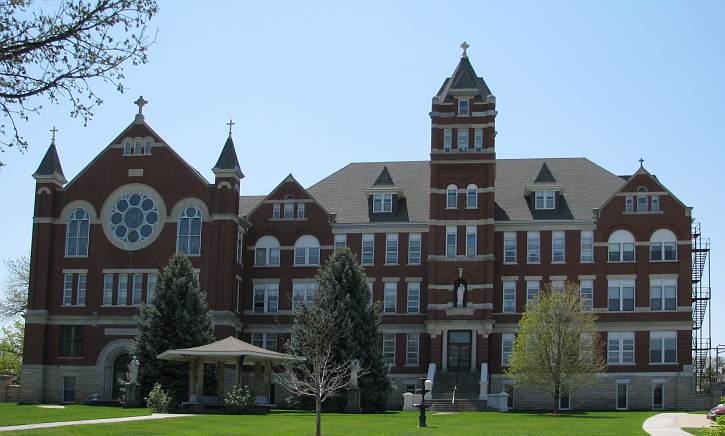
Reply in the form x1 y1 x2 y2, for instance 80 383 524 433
414 376 431 428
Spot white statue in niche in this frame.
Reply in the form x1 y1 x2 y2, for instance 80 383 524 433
456 283 465 307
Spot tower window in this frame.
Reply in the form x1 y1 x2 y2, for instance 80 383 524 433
443 129 452 152
474 128 483 151
458 99 469 116
458 129 468 152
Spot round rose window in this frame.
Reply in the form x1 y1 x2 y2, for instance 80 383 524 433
109 193 159 244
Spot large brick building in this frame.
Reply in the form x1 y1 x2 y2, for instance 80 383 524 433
22 49 710 410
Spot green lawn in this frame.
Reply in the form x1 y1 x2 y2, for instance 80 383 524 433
683 428 705 436
1 410 659 435
0 404 150 427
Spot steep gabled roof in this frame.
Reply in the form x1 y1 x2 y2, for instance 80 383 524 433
533 162 557 183
213 136 244 179
435 55 492 103
33 142 66 183
243 173 331 220
372 166 395 187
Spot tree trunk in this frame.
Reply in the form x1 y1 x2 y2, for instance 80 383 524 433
553 385 560 415
315 396 322 436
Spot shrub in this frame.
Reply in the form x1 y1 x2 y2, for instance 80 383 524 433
704 415 725 436
224 385 255 412
145 383 173 413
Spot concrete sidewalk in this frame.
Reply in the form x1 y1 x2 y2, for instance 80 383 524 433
0 413 194 432
643 412 711 436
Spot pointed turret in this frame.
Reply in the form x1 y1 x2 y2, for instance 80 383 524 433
434 42 493 104
212 135 244 180
32 134 66 185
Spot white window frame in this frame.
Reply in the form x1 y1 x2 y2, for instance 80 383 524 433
443 128 452 152
446 185 458 209
283 202 294 220
466 184 478 208
117 273 128 305
383 282 397 313
616 383 629 410
503 281 516 313
458 128 469 151
649 331 677 364
580 279 593 312
254 236 281 267
236 226 244 264
607 279 635 312
651 195 660 212
559 391 571 411
502 333 514 367
385 233 399 265
147 273 157 304
292 282 318 310
367 280 374 306
76 274 86 306
608 230 635 262
131 273 143 305
253 283 279 313
650 229 677 261
383 333 396 367
296 202 305 219
177 206 202 256
580 230 594 262
406 333 420 367
362 233 375 265
251 333 277 352
272 203 280 219
608 332 635 364
408 233 421 265
334 234 347 250
103 274 114 306
534 191 555 210
446 226 457 258
526 280 540 305
458 99 470 116
552 231 565 263
465 225 477 258
373 193 393 213
407 282 420 313
527 231 540 263
65 208 90 257
650 278 677 311
503 232 517 264
637 190 648 212
625 195 634 212
474 128 483 151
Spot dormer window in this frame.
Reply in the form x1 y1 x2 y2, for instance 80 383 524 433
123 139 152 156
534 191 555 210
373 193 393 213
458 99 469 116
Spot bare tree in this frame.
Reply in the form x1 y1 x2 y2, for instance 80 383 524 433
0 255 30 320
0 0 158 165
277 300 365 436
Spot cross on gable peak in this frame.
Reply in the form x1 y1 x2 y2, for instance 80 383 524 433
50 126 58 144
134 96 148 115
460 41 469 57
227 119 235 137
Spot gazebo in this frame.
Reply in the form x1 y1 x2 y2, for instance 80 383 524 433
157 336 299 407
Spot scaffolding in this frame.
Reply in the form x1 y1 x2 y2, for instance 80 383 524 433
691 223 712 391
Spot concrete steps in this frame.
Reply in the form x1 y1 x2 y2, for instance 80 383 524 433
429 372 488 411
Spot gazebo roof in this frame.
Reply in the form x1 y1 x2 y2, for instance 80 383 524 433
157 336 299 363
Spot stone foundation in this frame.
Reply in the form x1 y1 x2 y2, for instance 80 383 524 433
20 364 99 404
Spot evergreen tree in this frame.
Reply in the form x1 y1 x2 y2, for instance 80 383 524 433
134 253 215 401
315 248 391 412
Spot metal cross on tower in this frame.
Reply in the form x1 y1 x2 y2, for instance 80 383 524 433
227 119 235 136
460 41 470 57
50 126 58 144
134 96 148 115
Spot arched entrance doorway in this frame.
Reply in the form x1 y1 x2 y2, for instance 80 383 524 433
112 353 131 401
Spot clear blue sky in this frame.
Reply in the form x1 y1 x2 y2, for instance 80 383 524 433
1 1 723 348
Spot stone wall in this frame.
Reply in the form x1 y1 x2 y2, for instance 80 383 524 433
20 364 99 404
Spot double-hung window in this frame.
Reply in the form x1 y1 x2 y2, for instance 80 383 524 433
253 283 279 313
651 195 660 212
458 129 469 151
466 185 478 208
608 332 635 364
527 231 540 263
272 203 281 219
383 334 396 367
502 333 515 366
103 274 114 305
76 274 87 306
608 279 635 312
465 226 477 258
334 234 347 250
59 326 83 357
297 203 305 219
284 203 294 220
534 191 555 209
294 235 320 266
373 193 393 213
407 282 420 313
406 333 420 366
580 279 593 311
443 128 452 152
526 280 540 305
131 273 143 305
446 185 458 208
474 128 483 151
552 231 565 263
650 242 677 261
117 274 128 305
650 279 677 311
625 195 634 212
385 233 399 264
408 233 421 264
637 191 648 212
446 226 457 258
383 282 397 313
649 331 677 364
503 281 516 313
293 282 318 309
362 234 375 265
251 333 277 351
608 230 635 262
62 273 73 306
503 232 516 263
580 230 594 262
458 99 469 115
147 274 157 304
255 236 280 266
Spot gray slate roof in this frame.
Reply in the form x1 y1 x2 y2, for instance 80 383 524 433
33 142 65 179
213 136 244 178
238 158 625 224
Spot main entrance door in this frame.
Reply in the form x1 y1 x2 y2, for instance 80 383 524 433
447 331 472 372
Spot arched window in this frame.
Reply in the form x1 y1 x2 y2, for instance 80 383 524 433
66 208 90 256
446 184 458 209
466 184 478 208
255 235 280 266
607 229 635 262
637 186 648 212
650 228 677 261
177 206 202 255
294 235 320 266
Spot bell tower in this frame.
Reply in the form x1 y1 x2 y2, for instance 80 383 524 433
426 43 497 373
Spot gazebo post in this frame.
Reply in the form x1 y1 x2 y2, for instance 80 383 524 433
216 360 225 405
195 358 204 403
235 356 244 386
254 362 262 403
261 361 272 403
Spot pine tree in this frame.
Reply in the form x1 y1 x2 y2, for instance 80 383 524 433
315 248 391 412
134 253 215 401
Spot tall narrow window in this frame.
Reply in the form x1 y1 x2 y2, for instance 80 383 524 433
559 392 570 411
384 282 397 313
650 278 677 311
407 282 420 313
466 184 478 208
637 187 648 212
503 281 516 313
651 195 660 212
367 280 374 306
383 334 396 367
59 326 83 357
625 195 634 212
552 231 565 263
457 129 468 152
131 273 143 305
608 230 635 262
177 206 202 256
650 229 677 261
503 232 517 263
77 274 87 306
474 128 483 151
294 235 320 266
446 226 457 258
62 274 73 306
446 185 458 208
527 231 540 263
103 274 114 305
466 226 477 257
385 233 399 264
649 331 677 364
236 226 244 264
334 234 347 250
443 128 452 152
297 203 305 219
362 234 375 265
502 334 514 366
255 236 280 266
147 274 157 304
284 203 294 220
607 279 635 312
406 333 420 366
526 280 540 305
65 208 90 256
272 203 280 219
408 233 421 264
580 230 594 262
458 99 469 115
653 384 664 410
617 383 629 410
117 274 128 305
580 279 593 311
